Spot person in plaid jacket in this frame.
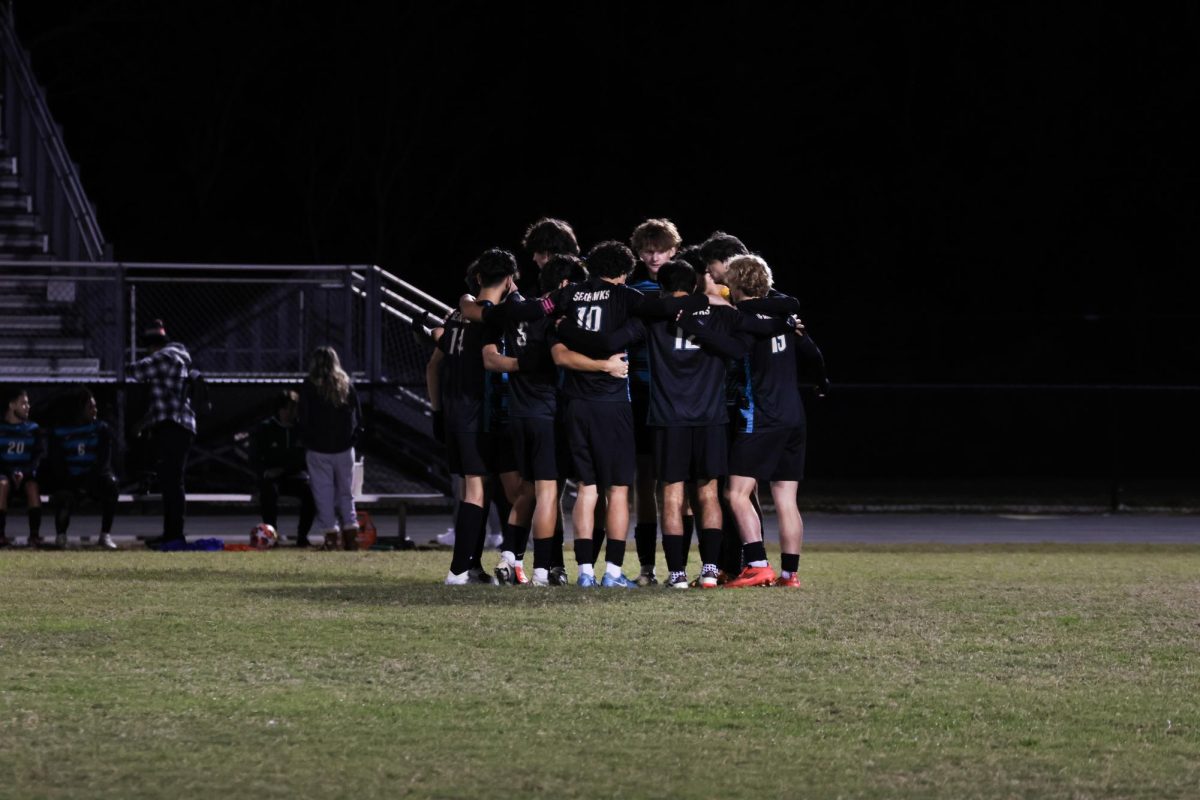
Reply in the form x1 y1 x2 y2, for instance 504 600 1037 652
126 319 195 548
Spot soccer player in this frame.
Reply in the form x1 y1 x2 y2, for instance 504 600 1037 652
428 249 520 585
249 390 315 547
626 218 684 585
552 240 644 587
678 255 823 588
0 388 44 547
47 388 118 549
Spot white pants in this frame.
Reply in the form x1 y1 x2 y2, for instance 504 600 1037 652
305 448 357 533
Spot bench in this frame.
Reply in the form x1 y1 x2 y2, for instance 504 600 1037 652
38 491 446 541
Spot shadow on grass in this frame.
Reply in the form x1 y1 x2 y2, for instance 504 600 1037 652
32 567 390 584
242 582 669 607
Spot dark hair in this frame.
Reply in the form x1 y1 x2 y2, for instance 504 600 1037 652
675 244 707 274
699 232 749 265
142 318 168 346
539 254 588 293
70 386 94 419
585 240 636 280
522 218 580 256
468 248 519 289
274 389 300 411
656 261 700 294
2 385 27 410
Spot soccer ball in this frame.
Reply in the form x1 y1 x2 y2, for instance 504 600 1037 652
250 523 279 550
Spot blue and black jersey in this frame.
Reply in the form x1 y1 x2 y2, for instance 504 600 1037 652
626 275 659 388
50 421 114 479
0 420 43 478
645 304 739 427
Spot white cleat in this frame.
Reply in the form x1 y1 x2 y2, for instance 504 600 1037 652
98 533 118 550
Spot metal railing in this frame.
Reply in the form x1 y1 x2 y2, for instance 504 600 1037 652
0 6 108 260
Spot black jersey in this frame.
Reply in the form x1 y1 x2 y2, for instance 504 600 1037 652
645 304 738 427
557 277 644 402
480 294 558 420
679 310 802 432
437 310 489 432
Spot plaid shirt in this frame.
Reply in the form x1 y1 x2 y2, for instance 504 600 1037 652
127 342 197 434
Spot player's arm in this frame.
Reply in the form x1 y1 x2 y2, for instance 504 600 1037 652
29 427 46 478
735 312 794 336
97 424 115 476
556 315 645 355
550 343 628 378
483 343 519 373
425 348 444 411
460 293 557 325
677 312 754 360
737 290 801 317
794 330 830 397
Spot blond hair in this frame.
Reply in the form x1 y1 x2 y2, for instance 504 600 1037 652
630 218 683 253
724 255 773 299
307 346 351 407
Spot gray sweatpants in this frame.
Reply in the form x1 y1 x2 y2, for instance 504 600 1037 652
305 448 357 533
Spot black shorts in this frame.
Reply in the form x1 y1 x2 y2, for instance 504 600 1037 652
509 416 558 482
630 386 654 457
654 425 728 483
445 428 491 477
728 426 806 482
554 402 574 483
565 399 635 488
486 429 518 475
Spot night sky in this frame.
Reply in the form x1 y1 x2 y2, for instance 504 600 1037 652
14 2 1200 388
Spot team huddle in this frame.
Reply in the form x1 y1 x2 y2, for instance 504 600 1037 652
426 218 827 589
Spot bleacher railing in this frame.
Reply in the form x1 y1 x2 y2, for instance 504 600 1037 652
0 6 108 261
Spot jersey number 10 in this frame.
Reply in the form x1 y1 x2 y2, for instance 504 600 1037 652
576 306 603 332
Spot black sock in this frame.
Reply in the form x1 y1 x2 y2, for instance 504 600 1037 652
573 537 592 566
634 522 657 569
681 515 694 565
781 553 800 573
604 538 626 569
471 506 490 569
0 509 7 537
533 538 553 570
29 507 42 538
508 524 530 560
450 502 485 575
552 525 565 568
699 528 722 567
662 534 685 573
56 506 70 535
742 540 768 565
592 527 606 565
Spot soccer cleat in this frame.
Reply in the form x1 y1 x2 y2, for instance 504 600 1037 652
511 564 530 585
548 566 569 586
55 532 69 549
772 573 802 589
435 529 455 547
577 572 597 588
323 532 340 550
27 534 45 549
494 561 515 585
633 568 658 587
98 533 118 550
665 572 690 589
467 567 496 585
445 570 470 585
600 572 636 588
723 565 777 588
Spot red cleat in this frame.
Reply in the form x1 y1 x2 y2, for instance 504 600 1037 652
512 564 530 585
772 573 802 588
723 565 776 588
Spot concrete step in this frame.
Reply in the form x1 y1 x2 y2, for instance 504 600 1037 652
0 213 39 231
0 195 32 212
0 336 88 354
0 313 62 330
0 175 20 191
0 232 48 252
0 156 15 175
0 357 100 374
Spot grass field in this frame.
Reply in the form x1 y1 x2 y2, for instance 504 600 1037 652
1 544 1198 799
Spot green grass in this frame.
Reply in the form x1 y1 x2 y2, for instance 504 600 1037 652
1 544 1198 799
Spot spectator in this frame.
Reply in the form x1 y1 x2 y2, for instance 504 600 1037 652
299 346 362 550
0 387 45 547
249 390 315 547
47 388 119 549
126 319 195 548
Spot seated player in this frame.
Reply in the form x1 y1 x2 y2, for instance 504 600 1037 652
677 255 824 588
47 388 119 549
249 390 316 547
0 387 45 548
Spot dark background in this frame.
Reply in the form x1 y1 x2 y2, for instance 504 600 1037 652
12 2 1200 490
